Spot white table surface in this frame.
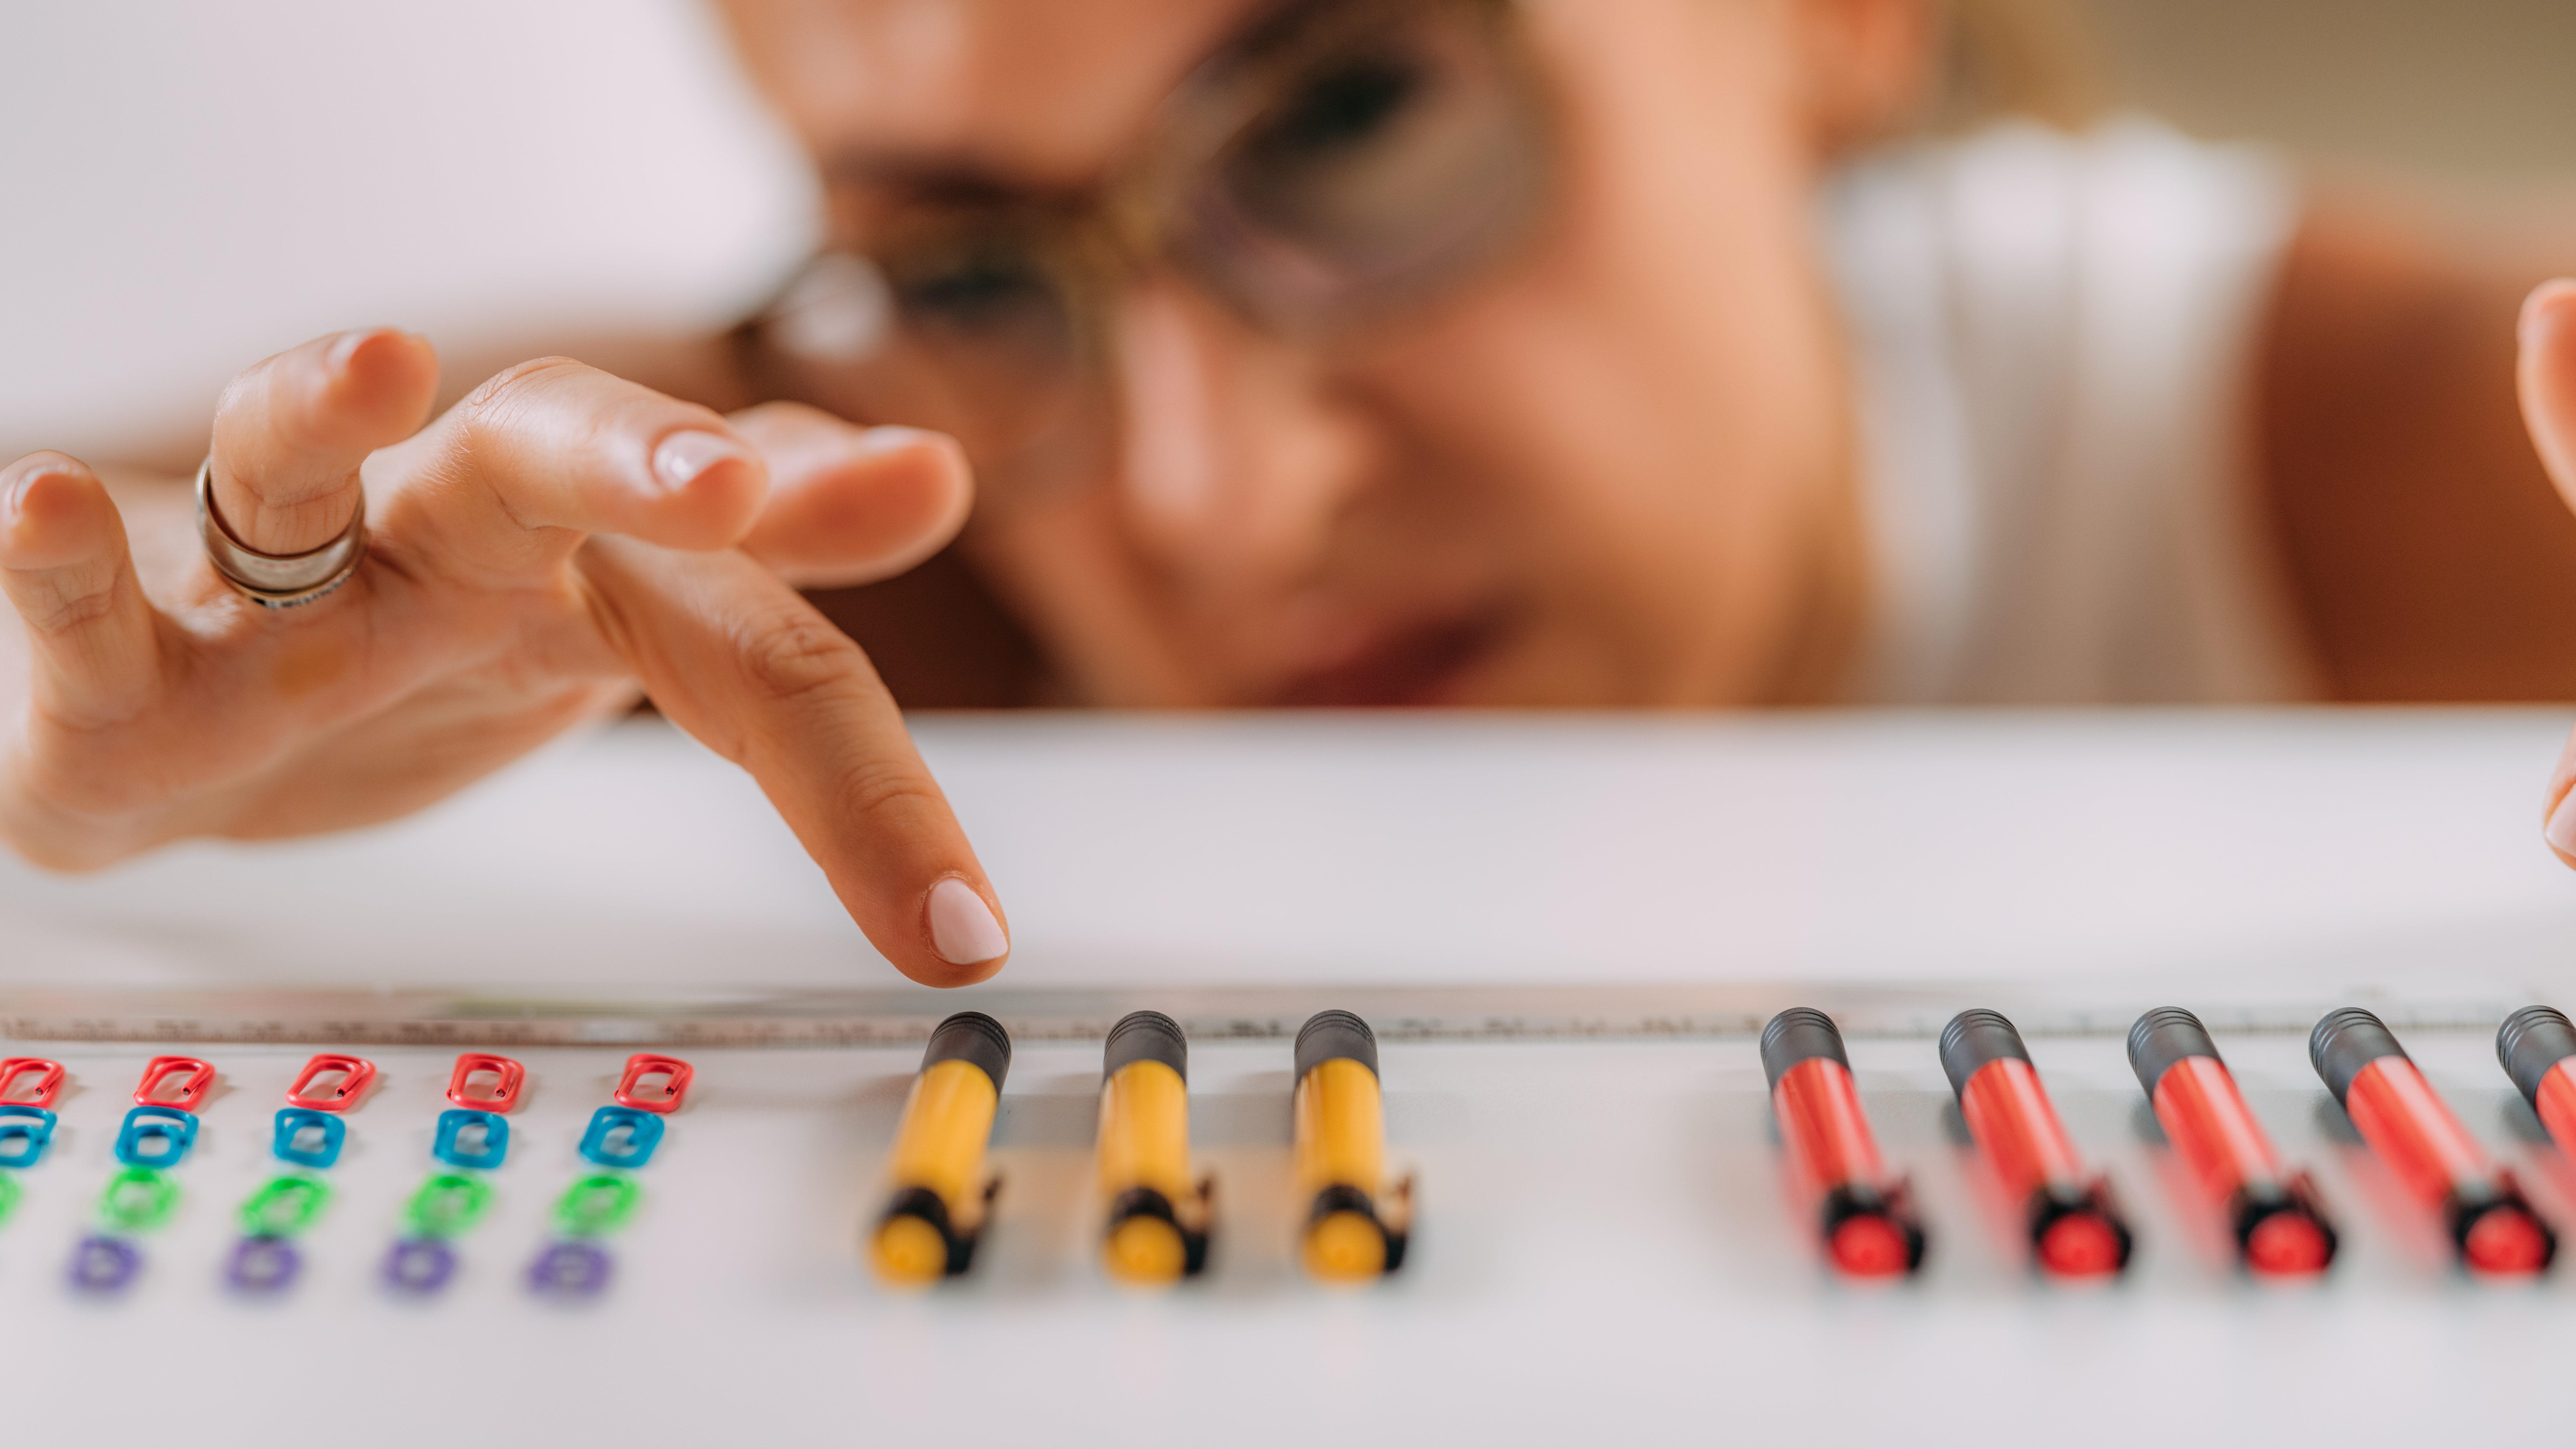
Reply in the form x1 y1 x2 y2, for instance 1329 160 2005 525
5 710 2576 1447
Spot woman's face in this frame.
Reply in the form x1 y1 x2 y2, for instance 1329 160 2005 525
724 0 1885 706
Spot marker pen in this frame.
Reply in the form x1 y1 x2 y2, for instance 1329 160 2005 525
2311 1007 2552 1274
871 1011 1011 1285
1097 1011 1213 1285
1759 1008 1924 1276
1294 1010 1410 1282
1940 1009 2132 1277
2127 1007 2334 1274
2496 1005 2576 1155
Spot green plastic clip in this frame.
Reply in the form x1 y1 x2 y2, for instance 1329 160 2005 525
240 1173 333 1238
553 1172 641 1238
404 1172 493 1239
98 1166 181 1233
0 1170 20 1229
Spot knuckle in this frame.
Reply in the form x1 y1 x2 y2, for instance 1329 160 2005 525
456 356 591 437
15 564 123 639
735 613 871 707
830 754 945 829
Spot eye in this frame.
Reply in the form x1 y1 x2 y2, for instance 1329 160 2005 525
891 250 1066 336
1241 54 1423 170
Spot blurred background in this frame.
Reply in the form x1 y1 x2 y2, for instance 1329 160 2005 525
0 0 2568 495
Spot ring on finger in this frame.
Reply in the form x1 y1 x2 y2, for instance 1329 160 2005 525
195 457 368 610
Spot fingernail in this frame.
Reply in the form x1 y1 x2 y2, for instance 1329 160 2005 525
327 328 379 374
856 425 937 456
2548 789 2576 857
2524 280 2576 348
652 431 750 492
927 877 1009 966
3 466 64 527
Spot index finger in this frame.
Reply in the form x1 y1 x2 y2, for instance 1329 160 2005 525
574 534 1009 986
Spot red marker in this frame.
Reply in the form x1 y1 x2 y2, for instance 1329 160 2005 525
1940 1010 2132 1277
1759 1009 1925 1276
2128 1008 2335 1274
2311 1007 2553 1274
2497 1006 2576 1154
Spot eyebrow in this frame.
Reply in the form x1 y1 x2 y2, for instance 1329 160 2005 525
816 0 1322 207
819 150 1090 206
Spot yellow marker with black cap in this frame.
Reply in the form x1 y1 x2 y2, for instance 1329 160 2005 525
1294 1010 1411 1282
1097 1010 1214 1285
870 1011 1011 1285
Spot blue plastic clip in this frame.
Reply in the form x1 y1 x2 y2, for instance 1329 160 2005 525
0 1104 58 1169
114 1105 199 1170
432 1108 509 1171
226 1235 301 1295
577 1106 664 1169
271 1107 345 1169
527 1240 614 1298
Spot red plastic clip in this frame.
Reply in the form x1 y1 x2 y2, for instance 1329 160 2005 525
0 1058 65 1109
446 1053 527 1113
613 1054 694 1114
284 1053 378 1113
133 1056 216 1111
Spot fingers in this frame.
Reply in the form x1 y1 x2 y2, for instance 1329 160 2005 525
362 358 770 586
2524 284 2576 870
730 405 974 588
576 534 1008 986
210 329 441 555
2518 280 2576 506
0 453 162 728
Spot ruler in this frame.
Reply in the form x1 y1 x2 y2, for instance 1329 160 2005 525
0 983 2539 1047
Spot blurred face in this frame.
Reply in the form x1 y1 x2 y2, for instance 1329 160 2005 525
725 0 1874 705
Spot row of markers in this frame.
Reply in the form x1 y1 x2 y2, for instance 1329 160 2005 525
867 1009 1408 1288
870 998 2576 1290
0 1049 693 1298
1769 1003 2576 1280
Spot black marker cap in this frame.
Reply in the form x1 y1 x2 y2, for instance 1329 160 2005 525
1760 1008 1850 1090
2309 1007 2405 1107
923 1011 1012 1090
1295 1010 1378 1081
2497 1005 2576 1109
1105 1010 1188 1085
1939 1009 2030 1101
2127 1007 2221 1096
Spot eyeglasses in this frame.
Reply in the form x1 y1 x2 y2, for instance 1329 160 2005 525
735 0 1555 510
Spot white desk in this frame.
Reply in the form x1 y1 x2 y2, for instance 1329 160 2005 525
3 711 2574 1446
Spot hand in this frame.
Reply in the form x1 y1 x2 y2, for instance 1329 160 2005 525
0 330 1012 985
2520 281 2576 866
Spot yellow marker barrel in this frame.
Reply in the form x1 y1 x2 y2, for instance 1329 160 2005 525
1294 1010 1410 1281
1098 1010 1212 1284
870 1011 1012 1285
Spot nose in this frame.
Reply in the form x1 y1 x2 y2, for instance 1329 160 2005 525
1109 278 1376 594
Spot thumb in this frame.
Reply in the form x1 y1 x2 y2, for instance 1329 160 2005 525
2517 279 2576 505
730 402 973 589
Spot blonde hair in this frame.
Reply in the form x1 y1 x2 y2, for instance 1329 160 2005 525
1930 0 2106 131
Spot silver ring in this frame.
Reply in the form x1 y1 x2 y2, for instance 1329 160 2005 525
195 457 367 610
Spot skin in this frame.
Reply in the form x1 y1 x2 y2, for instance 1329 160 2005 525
9 0 2576 936
728 0 1876 708
0 333 1009 986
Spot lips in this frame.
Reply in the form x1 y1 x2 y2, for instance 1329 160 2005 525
1270 610 1505 707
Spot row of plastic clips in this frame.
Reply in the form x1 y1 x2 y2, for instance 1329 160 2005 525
232 1053 376 1292
70 1055 221 1290
868 1010 1413 1289
0 1050 694 1299
0 1057 68 1240
525 1054 692 1298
